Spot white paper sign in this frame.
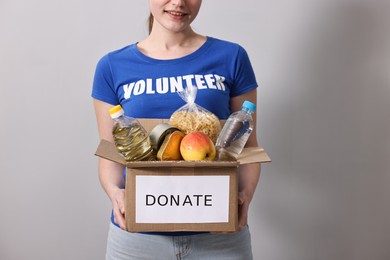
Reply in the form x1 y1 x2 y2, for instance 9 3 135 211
135 175 230 223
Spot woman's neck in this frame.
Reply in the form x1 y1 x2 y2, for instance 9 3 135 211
137 27 206 60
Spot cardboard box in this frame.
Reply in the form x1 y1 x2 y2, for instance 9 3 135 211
95 119 271 233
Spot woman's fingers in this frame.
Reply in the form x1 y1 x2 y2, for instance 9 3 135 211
112 189 126 229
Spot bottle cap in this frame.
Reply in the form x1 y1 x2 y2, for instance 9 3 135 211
243 100 256 112
109 105 124 119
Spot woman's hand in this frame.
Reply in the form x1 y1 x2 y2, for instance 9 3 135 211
111 188 126 229
237 191 250 231
237 163 261 232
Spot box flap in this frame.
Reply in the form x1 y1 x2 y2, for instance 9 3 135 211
238 147 272 165
94 139 126 165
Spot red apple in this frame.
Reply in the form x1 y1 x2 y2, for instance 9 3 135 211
180 132 216 161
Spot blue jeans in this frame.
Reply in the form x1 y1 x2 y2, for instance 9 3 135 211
106 223 253 260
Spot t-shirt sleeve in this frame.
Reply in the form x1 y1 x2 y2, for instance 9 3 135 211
91 54 119 105
230 46 258 97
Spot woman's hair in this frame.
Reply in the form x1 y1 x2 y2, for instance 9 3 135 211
148 13 154 34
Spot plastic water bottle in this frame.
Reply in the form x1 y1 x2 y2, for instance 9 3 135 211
215 100 256 161
109 105 154 162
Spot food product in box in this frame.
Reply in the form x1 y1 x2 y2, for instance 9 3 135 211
157 130 185 160
169 85 221 143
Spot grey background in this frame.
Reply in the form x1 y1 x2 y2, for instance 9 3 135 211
1 0 389 259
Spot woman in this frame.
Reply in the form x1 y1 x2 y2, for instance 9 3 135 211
92 0 261 259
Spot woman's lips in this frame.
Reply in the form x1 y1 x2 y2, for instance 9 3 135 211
165 10 187 19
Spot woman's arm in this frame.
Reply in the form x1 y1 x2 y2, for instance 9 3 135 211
230 89 262 230
93 99 127 229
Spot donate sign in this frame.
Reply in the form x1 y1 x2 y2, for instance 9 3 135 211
135 175 230 223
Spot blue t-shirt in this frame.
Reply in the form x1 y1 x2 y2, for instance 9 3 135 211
92 36 258 233
92 37 258 120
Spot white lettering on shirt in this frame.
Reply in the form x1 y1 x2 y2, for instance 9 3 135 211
214 75 226 91
122 74 226 99
133 80 145 95
182 74 194 89
204 74 217 89
123 82 135 99
146 78 155 94
195 75 206 89
170 76 184 93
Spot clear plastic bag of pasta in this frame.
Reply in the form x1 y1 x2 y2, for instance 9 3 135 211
169 85 221 143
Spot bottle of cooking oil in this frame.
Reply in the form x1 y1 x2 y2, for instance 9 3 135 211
215 100 256 161
109 105 154 162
